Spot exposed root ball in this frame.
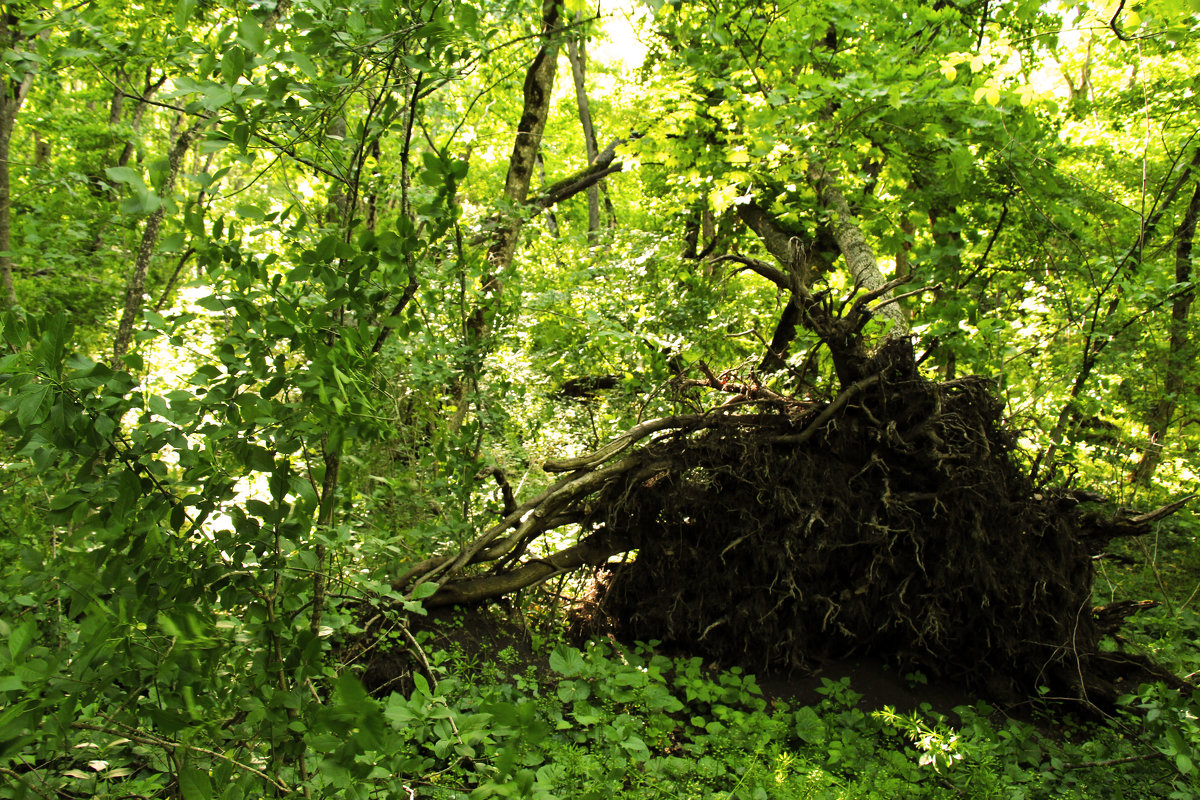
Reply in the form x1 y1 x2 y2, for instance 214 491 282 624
572 366 1166 702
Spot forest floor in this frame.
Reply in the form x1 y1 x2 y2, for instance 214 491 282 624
415 604 982 716
363 549 1200 800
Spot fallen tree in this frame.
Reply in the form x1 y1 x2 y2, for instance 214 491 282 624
389 169 1193 705
390 288 1191 704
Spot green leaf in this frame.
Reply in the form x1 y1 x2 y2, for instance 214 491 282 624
289 51 317 80
179 763 214 800
8 620 34 659
454 4 478 32
557 679 590 703
174 0 196 27
240 445 275 473
238 17 266 52
199 84 234 111
122 187 162 215
171 502 188 532
410 581 439 599
549 645 585 678
16 384 51 427
232 123 250 152
335 672 373 713
160 231 187 251
104 166 142 185
793 706 826 745
1165 726 1187 756
199 134 232 154
221 46 246 85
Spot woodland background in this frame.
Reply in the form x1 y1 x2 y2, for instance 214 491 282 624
2 0 1200 796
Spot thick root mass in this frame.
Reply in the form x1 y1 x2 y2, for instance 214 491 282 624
569 351 1176 702
398 339 1188 704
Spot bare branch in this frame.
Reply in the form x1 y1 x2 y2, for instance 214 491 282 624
773 374 881 444
710 254 796 292
543 413 706 472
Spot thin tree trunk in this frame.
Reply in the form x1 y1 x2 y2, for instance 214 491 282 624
112 120 204 361
0 96 20 306
808 162 909 337
1040 147 1200 472
0 8 36 307
895 215 915 315
928 205 964 379
450 0 563 431
107 83 125 125
537 150 560 237
1132 179 1199 484
566 23 600 239
116 72 166 169
32 130 48 164
311 447 339 636
86 71 167 257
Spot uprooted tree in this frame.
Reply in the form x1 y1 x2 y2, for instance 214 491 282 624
367 0 1200 707
390 158 1193 706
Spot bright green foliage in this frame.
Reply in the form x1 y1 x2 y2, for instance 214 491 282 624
2 0 1200 794
301 639 1200 799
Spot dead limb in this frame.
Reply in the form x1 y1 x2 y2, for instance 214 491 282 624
543 414 708 472
773 373 881 444
1078 494 1196 550
423 532 635 607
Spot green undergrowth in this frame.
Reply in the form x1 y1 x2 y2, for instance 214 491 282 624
378 638 1200 800
1095 514 1200 681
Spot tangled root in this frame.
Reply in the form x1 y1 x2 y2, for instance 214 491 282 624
571 348 1177 703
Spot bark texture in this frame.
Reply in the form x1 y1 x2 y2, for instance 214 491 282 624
1132 178 1200 484
451 0 565 431
490 0 564 276
0 7 37 307
808 162 908 337
112 120 204 361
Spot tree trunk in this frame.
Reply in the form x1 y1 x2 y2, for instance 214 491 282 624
808 162 909 338
450 0 564 431
566 22 600 239
0 8 36 307
112 120 204 361
493 0 563 263
1131 179 1199 484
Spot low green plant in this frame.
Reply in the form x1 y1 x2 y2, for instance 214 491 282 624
390 638 1200 800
